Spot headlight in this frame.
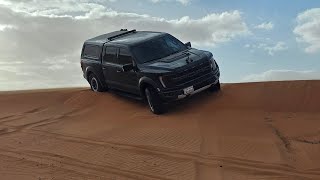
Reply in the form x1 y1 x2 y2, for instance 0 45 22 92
159 76 166 88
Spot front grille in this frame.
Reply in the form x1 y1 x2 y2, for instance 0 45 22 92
164 60 212 87
162 90 182 97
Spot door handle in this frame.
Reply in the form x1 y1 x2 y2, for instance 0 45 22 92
116 69 122 73
102 67 106 70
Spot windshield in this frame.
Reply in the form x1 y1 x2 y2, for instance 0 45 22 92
132 34 187 64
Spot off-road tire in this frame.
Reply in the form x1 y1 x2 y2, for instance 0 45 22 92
145 87 164 114
209 80 221 92
89 74 105 92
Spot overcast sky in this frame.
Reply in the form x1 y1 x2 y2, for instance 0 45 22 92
0 0 319 91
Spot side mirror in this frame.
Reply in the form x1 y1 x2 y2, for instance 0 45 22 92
185 42 191 48
122 63 134 72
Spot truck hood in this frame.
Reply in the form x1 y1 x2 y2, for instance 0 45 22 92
138 48 210 73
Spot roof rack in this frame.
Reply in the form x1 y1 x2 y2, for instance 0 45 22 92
107 29 136 41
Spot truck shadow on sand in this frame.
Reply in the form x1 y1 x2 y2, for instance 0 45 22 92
108 87 222 115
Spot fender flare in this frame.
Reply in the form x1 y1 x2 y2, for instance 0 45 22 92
138 77 159 96
85 66 108 89
84 66 99 80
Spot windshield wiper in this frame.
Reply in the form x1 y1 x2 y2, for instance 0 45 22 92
143 57 163 63
143 49 185 63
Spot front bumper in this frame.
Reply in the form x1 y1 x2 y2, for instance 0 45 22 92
158 67 220 101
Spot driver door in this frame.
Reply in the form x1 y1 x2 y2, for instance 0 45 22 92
102 46 139 94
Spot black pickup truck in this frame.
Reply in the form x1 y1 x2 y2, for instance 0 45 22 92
80 29 220 114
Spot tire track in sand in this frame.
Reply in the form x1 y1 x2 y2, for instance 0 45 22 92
0 149 152 180
16 129 320 179
0 108 87 136
0 107 48 124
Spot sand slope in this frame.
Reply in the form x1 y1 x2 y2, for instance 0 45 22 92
0 80 319 180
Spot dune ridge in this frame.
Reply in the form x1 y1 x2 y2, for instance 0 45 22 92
0 80 319 180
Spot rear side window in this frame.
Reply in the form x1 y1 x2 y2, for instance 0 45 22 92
82 44 101 60
118 48 133 65
104 46 118 64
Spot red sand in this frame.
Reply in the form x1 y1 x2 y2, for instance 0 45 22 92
0 80 319 179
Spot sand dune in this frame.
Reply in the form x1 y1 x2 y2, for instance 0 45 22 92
0 80 319 180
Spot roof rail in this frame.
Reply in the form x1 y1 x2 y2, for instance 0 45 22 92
108 29 136 41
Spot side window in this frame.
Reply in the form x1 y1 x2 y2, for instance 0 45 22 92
118 48 133 65
83 45 101 60
104 46 118 64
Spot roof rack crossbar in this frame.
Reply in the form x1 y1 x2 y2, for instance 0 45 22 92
107 29 136 41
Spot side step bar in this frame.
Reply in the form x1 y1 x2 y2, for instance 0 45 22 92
110 89 143 101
